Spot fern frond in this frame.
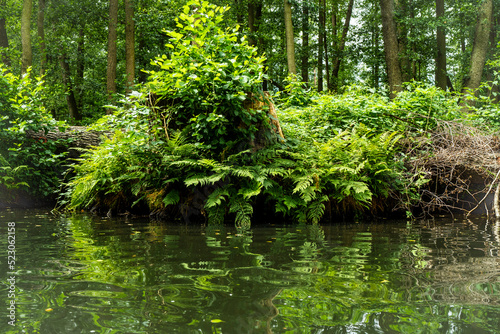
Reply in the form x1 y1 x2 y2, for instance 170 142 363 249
169 159 199 168
300 186 318 202
307 196 328 224
229 197 253 229
205 187 229 209
292 175 313 194
230 167 256 179
276 194 301 212
163 189 180 206
238 181 262 199
261 167 287 177
184 172 228 187
206 204 226 225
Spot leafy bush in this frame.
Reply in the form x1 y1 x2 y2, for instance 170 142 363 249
146 0 267 155
0 65 70 198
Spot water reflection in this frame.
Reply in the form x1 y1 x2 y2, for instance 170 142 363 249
0 209 499 333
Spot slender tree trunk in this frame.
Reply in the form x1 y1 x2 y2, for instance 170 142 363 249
394 0 411 82
370 0 380 88
435 0 446 90
125 0 135 94
488 13 500 103
379 0 403 98
60 54 81 121
37 0 46 76
234 0 244 26
253 1 267 90
284 0 296 75
137 31 147 83
21 0 32 75
106 0 118 109
321 0 329 90
248 1 256 46
330 0 354 92
301 3 309 83
325 32 330 91
255 1 263 48
0 11 10 67
76 26 84 106
461 0 493 108
318 0 325 91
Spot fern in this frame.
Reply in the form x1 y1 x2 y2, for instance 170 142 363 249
307 196 328 224
230 166 257 179
229 196 253 229
299 185 318 202
184 172 228 187
205 187 229 209
238 180 263 199
292 175 313 194
206 204 226 225
163 189 180 206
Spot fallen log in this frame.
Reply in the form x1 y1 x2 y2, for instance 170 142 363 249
26 126 111 149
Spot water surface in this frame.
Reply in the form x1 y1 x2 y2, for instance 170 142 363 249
1 209 500 333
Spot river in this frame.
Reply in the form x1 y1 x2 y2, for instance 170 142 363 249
1 208 499 333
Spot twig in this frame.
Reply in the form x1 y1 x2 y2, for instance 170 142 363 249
494 182 500 219
466 169 500 217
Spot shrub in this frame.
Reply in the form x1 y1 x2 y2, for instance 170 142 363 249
145 0 268 155
0 65 69 198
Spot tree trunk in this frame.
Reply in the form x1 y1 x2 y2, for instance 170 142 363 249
488 13 500 103
301 3 309 83
325 32 330 91
255 1 263 48
370 0 380 88
125 0 135 94
21 0 32 75
248 1 256 46
461 0 493 108
318 0 325 91
330 0 354 92
379 0 403 98
435 0 446 90
0 12 10 67
253 1 267 91
284 0 296 75
395 0 411 82
76 26 85 106
106 0 118 109
37 0 46 77
60 54 81 121
234 0 245 26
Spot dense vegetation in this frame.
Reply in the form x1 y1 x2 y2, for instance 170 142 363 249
1 0 500 225
0 66 69 203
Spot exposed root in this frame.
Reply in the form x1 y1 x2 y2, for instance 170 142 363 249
402 120 500 217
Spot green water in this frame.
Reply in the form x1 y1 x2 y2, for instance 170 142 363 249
1 209 500 333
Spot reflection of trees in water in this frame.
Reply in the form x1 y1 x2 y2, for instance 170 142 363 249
26 213 500 332
386 219 500 306
216 287 282 334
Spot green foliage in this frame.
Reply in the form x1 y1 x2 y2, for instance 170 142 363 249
65 10 444 226
146 0 267 154
280 83 466 141
66 114 405 225
278 74 318 108
0 65 70 197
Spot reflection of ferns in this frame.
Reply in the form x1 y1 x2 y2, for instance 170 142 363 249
229 196 253 229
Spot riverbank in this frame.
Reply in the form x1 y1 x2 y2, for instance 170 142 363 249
5 88 500 225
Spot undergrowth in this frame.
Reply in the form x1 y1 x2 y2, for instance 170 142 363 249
0 66 70 200
62 2 500 225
